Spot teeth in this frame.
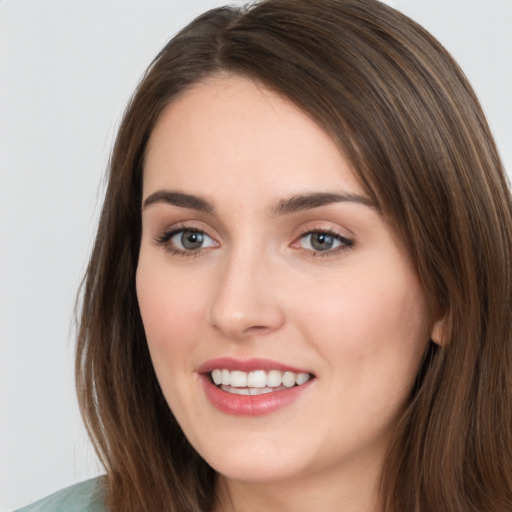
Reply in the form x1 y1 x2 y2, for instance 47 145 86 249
247 370 266 388
249 387 273 395
220 385 275 396
229 387 250 395
282 371 296 388
267 370 282 387
230 371 248 388
210 369 311 389
296 372 310 385
211 369 222 385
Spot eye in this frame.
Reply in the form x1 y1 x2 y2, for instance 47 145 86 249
155 228 218 254
172 230 214 251
295 230 353 254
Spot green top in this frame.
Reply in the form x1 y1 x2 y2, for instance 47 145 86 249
16 477 107 512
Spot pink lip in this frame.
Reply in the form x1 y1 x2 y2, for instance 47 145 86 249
197 357 311 374
197 358 314 417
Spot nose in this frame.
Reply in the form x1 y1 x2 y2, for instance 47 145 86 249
208 248 285 340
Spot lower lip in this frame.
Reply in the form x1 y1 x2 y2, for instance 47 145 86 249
200 375 313 416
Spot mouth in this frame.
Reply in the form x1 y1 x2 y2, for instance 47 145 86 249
210 369 313 395
198 358 315 416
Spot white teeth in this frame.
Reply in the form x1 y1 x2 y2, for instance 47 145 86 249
249 387 274 395
267 370 282 387
282 371 296 388
230 370 248 388
210 369 311 389
296 372 310 385
211 369 222 385
247 370 267 388
221 369 230 385
219 385 275 395
232 387 250 395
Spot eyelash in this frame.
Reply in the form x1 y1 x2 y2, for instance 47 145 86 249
153 224 215 257
294 228 354 258
153 225 354 258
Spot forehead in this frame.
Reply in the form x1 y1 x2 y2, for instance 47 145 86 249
143 75 364 203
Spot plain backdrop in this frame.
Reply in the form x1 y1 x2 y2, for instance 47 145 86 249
1 0 510 510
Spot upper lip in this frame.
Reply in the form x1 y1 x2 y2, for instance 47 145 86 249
197 357 313 375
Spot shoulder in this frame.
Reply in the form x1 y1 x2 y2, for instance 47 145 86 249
15 477 107 512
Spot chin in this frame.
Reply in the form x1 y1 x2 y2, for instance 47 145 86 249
193 435 315 484
211 458 304 484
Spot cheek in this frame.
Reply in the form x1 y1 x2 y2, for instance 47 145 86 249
294 267 429 378
135 259 211 426
135 260 205 359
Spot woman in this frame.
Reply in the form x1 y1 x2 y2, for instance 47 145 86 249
19 0 512 510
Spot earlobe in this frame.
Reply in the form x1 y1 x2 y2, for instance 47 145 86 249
431 316 447 346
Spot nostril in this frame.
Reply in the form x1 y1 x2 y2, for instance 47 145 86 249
248 325 270 332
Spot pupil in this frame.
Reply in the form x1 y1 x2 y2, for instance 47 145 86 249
181 231 203 250
311 233 333 251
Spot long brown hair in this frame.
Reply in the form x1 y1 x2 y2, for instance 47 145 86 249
76 1 512 510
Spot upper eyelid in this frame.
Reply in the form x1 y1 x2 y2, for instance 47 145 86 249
155 225 211 241
155 221 212 237
299 226 348 236
294 222 354 240
295 229 353 245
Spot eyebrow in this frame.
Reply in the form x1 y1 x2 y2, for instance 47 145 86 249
142 190 214 212
142 189 375 214
271 192 375 216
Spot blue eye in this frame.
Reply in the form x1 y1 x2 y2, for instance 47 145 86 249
298 231 352 253
172 230 211 250
156 228 217 253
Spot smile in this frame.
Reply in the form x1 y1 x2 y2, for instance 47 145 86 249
198 359 315 416
211 369 311 395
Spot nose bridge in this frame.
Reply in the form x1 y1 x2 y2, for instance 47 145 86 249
208 241 284 339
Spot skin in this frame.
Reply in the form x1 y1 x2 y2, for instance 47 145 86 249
136 75 439 512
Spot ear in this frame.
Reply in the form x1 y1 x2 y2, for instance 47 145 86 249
431 315 447 346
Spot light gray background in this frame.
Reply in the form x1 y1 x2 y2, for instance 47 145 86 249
1 1 511 510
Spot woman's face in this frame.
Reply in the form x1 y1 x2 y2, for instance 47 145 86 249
137 75 433 485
